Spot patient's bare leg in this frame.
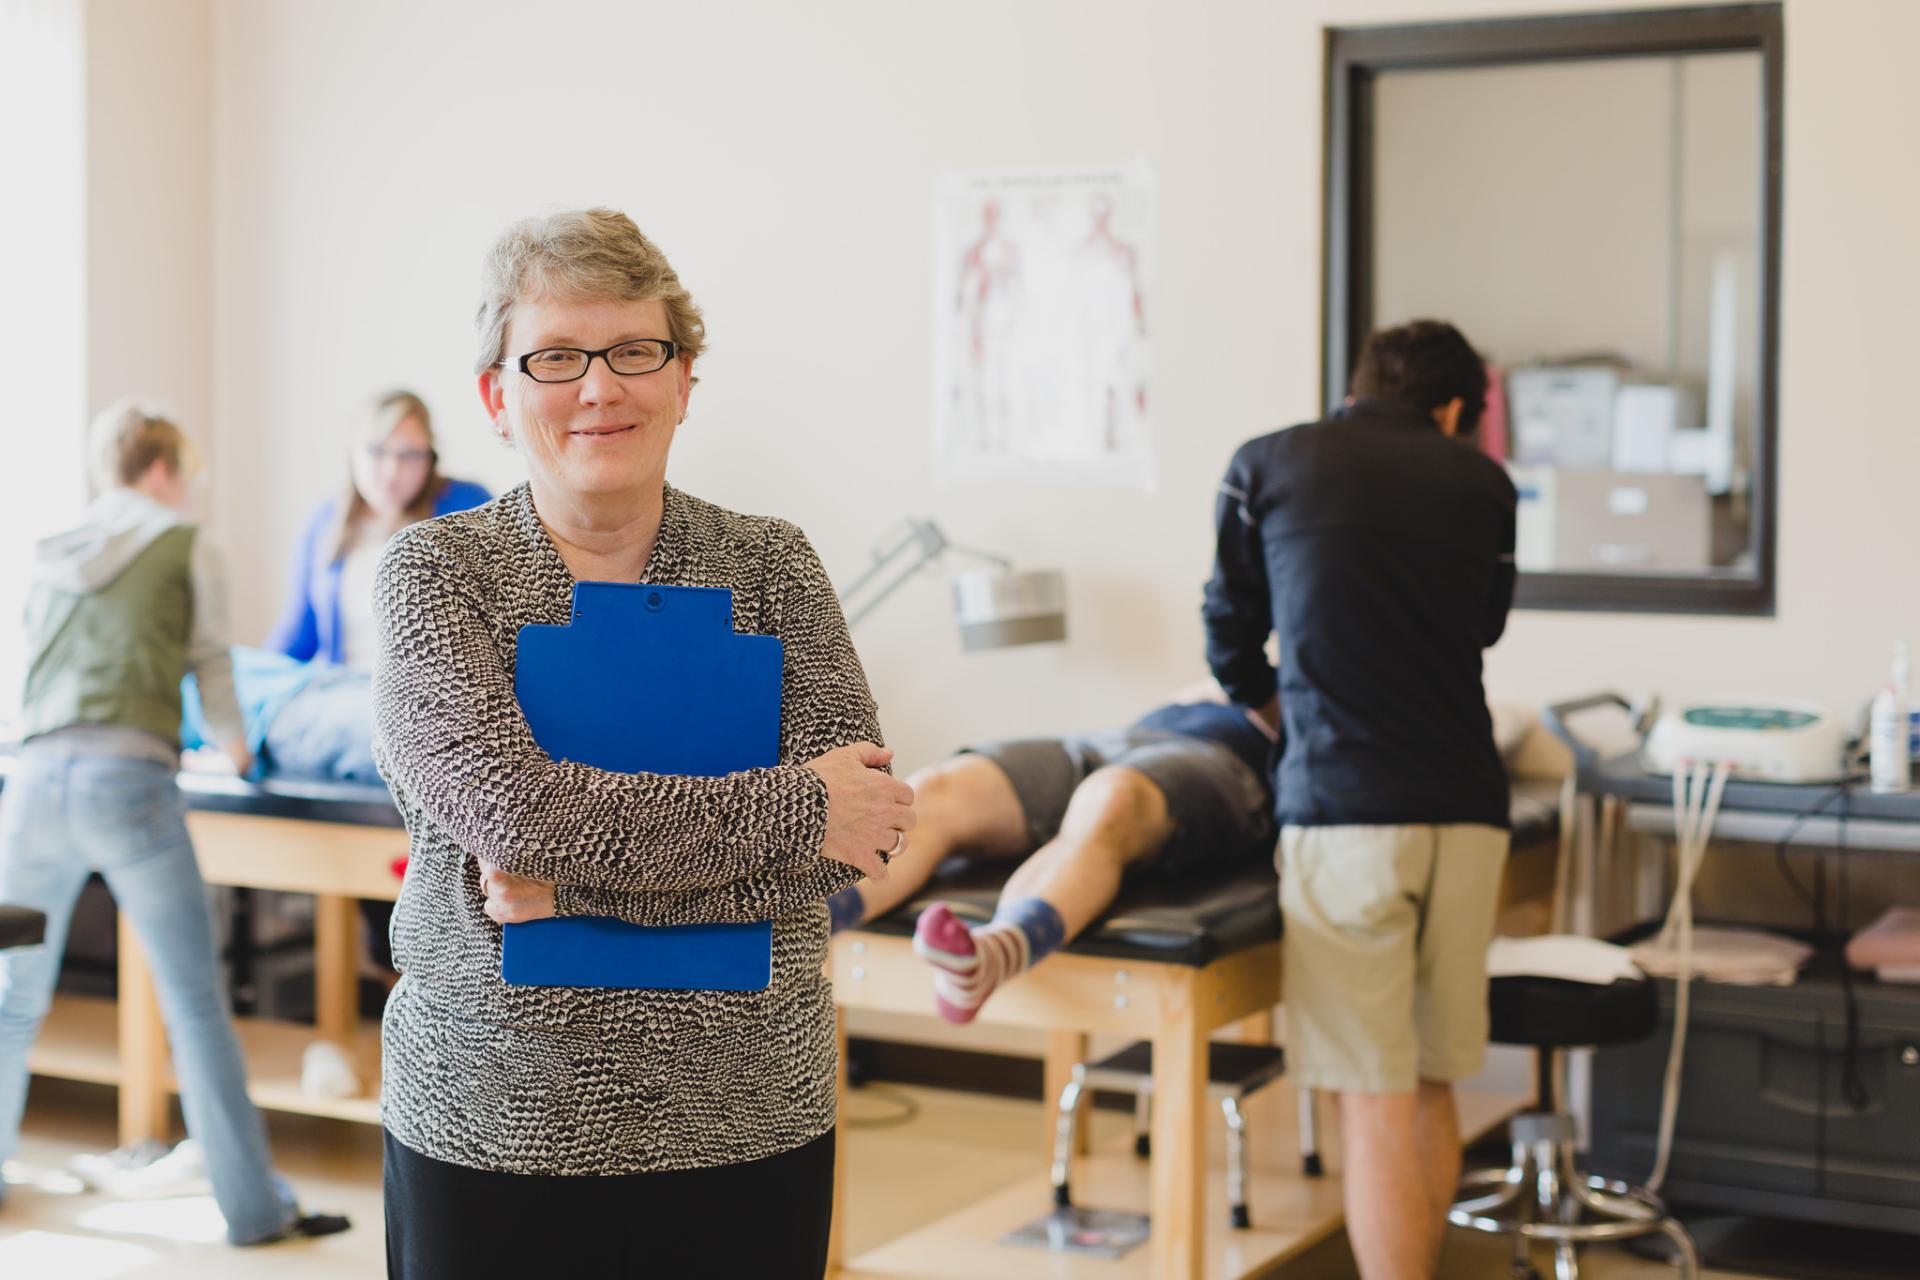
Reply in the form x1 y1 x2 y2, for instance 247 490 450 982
914 766 1172 1021
831 754 1030 931
999 765 1173 937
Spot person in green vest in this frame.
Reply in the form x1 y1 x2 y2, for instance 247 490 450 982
0 399 346 1243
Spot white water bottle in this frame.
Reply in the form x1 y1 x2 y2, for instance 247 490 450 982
1870 640 1912 794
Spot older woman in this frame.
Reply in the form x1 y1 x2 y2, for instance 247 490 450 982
372 208 912 1279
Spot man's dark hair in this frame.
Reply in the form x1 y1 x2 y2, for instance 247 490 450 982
1349 319 1487 434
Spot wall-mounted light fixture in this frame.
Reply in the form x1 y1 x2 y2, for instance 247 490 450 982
840 519 1066 651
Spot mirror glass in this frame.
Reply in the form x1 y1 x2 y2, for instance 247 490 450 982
1373 51 1764 581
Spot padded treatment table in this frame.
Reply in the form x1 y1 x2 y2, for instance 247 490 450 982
857 780 1560 966
0 757 407 1142
827 779 1562 1279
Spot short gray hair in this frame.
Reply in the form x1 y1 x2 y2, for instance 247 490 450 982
474 208 707 375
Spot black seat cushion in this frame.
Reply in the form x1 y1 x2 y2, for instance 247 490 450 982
1488 974 1656 1048
859 779 1563 969
175 773 405 827
1 754 405 830
858 857 1282 967
0 904 48 950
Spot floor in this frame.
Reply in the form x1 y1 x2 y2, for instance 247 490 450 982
0 1074 1816 1279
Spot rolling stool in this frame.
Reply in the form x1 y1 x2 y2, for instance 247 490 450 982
1449 971 1699 1279
0 905 47 951
1049 1040 1320 1229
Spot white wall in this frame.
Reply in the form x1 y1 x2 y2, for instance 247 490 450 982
1375 54 1761 395
87 0 214 450
0 0 86 726
1377 57 1681 372
208 0 1306 772
0 0 210 727
189 0 1920 775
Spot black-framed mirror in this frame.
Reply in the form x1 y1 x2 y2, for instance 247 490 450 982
1325 4 1783 615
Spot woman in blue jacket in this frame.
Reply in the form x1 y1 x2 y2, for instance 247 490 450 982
265 390 488 973
267 390 490 667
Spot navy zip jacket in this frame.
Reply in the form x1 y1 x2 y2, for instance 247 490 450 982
1203 399 1517 829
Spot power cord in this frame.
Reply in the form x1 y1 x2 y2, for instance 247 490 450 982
1646 757 1731 1193
1764 780 1869 1114
1804 784 1869 1198
1832 789 1869 1112
1770 783 1845 917
1654 773 1870 1202
843 1081 922 1130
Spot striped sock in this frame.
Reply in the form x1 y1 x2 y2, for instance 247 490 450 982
912 898 1064 1024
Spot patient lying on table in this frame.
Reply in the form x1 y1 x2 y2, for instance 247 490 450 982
831 685 1278 1022
182 646 379 784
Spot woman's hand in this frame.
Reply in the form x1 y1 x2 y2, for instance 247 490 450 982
803 742 916 881
477 859 557 924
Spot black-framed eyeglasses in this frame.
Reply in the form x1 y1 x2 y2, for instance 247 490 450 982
363 444 435 465
501 339 679 384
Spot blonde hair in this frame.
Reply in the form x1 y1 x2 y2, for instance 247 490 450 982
88 397 193 494
323 389 446 565
473 208 706 376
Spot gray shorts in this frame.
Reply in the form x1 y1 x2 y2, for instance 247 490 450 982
963 727 1274 877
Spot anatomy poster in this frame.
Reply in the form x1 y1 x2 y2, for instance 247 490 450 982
934 162 1155 488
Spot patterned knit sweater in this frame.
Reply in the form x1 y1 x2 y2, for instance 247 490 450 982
372 482 872 1175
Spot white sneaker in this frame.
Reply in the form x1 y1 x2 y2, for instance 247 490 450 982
69 1138 211 1199
67 1139 168 1189
300 1040 362 1099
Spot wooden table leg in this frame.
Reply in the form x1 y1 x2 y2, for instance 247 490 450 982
1151 974 1207 1280
1043 1029 1089 1156
827 1006 850 1275
1573 791 1599 936
116 917 170 1146
313 894 358 1050
1234 1006 1275 1044
1595 794 1622 934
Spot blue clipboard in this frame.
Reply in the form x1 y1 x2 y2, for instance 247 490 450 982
502 582 781 990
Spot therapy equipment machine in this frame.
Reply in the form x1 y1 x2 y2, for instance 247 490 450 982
1642 700 1848 784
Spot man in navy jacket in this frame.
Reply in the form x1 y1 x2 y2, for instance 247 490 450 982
1204 320 1516 1279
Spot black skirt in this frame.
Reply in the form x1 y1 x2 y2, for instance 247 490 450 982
383 1127 835 1279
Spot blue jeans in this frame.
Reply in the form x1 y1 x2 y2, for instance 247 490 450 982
264 666 379 785
0 749 297 1244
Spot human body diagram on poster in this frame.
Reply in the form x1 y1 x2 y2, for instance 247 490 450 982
934 163 1156 488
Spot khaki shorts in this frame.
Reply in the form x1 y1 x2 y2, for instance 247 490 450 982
1279 823 1509 1094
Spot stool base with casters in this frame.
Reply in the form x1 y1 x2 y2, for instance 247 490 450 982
1451 1111 1700 1279
1450 970 1698 1279
1049 1040 1317 1231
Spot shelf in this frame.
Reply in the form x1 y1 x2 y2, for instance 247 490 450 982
223 1008 383 1124
29 994 121 1086
30 993 383 1126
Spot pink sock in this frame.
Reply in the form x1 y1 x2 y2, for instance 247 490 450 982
912 903 1031 1024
